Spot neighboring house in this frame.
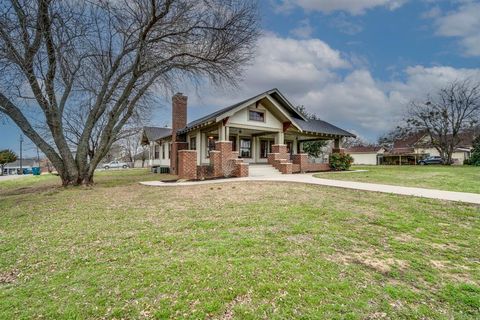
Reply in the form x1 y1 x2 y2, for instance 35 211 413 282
383 131 474 165
150 88 354 179
2 159 36 175
344 146 385 165
140 126 172 167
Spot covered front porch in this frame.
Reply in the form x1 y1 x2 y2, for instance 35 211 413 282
187 122 343 166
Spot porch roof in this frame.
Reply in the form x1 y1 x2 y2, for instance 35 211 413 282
294 118 355 138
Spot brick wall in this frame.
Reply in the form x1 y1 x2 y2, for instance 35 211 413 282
178 150 197 179
271 144 289 160
172 93 187 138
170 141 188 175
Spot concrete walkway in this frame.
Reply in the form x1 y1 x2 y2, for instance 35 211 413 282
141 173 480 205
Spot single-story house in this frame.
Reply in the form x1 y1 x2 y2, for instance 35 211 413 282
140 126 172 168
344 146 385 165
383 131 474 165
2 159 36 175
144 88 355 179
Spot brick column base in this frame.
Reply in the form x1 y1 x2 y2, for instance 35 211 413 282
178 150 197 180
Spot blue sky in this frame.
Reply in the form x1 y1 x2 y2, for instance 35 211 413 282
2 0 480 156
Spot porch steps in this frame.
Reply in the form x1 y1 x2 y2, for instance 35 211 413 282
248 164 283 177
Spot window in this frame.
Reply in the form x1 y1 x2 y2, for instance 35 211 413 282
168 143 171 159
229 136 237 152
162 144 165 159
239 138 252 158
206 136 217 157
190 137 196 150
249 110 265 122
260 140 274 158
154 144 160 159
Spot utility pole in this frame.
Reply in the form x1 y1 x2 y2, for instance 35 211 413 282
19 134 23 175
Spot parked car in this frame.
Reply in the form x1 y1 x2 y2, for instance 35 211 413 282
102 161 129 169
418 156 444 165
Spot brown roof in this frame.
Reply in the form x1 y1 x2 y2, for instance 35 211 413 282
393 131 426 149
345 146 383 153
393 130 476 149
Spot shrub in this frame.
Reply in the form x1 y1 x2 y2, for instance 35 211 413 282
469 136 480 166
463 158 471 165
329 153 353 171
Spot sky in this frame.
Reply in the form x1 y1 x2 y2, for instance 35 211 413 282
2 0 480 156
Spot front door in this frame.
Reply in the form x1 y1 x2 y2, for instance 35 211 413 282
260 139 274 159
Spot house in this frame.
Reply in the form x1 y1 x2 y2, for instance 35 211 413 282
344 146 385 165
145 89 355 179
140 126 172 167
2 159 36 175
382 131 474 165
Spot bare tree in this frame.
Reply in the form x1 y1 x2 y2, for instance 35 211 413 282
342 136 370 148
405 80 480 164
118 127 145 167
0 0 259 185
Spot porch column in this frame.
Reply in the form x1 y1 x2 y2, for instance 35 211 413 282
292 139 298 155
332 137 343 153
276 131 285 145
218 123 229 141
225 126 230 140
196 131 201 164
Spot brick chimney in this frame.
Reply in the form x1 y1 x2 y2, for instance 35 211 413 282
170 93 188 174
171 93 187 142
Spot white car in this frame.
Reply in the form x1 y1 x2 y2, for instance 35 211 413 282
102 161 129 169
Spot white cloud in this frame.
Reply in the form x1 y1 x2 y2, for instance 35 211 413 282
290 19 314 38
273 0 408 15
328 13 363 35
431 2 480 56
184 35 480 142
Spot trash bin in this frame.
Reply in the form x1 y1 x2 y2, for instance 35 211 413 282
31 167 41 176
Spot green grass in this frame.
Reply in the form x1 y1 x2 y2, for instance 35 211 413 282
1 170 479 319
314 165 480 193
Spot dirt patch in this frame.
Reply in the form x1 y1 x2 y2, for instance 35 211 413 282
393 234 418 243
326 250 409 275
286 234 314 244
0 269 19 284
429 242 460 252
220 291 252 320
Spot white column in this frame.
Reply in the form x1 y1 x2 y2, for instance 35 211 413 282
218 123 228 141
196 131 201 164
276 132 285 145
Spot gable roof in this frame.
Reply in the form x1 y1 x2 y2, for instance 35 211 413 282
173 88 354 138
393 131 426 149
177 88 307 135
142 126 172 143
393 130 476 149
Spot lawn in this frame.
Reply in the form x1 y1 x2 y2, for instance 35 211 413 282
315 165 480 194
1 170 479 319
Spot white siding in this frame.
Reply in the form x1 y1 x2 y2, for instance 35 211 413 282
351 153 378 165
228 103 283 131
